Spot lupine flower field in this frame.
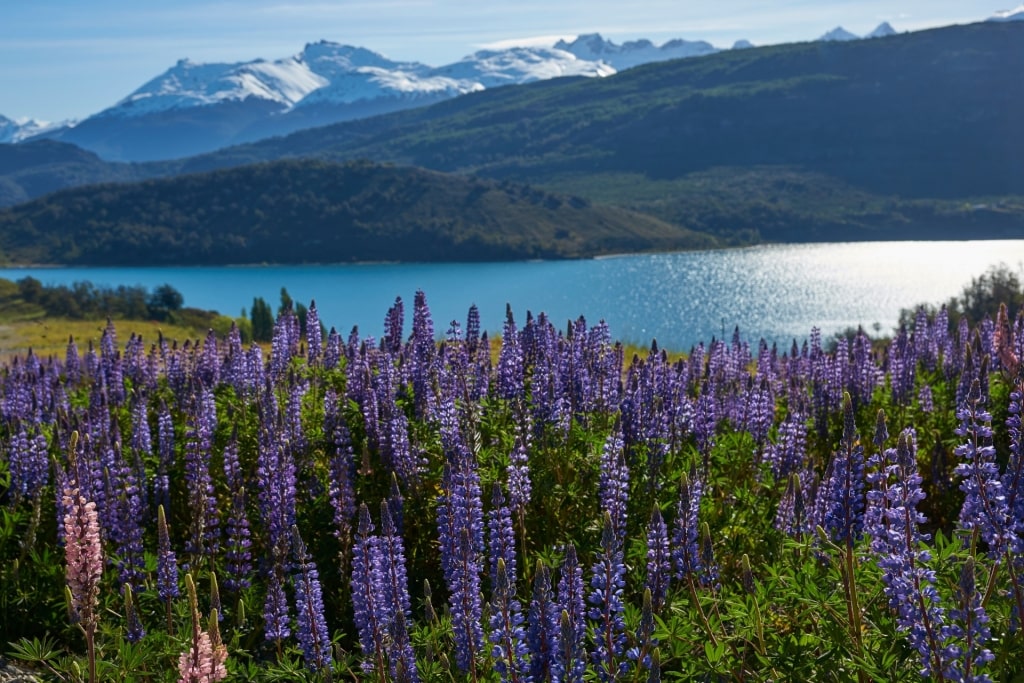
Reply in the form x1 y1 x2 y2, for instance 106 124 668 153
2 289 1024 681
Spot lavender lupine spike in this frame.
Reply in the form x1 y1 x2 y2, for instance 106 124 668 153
955 378 1016 557
488 483 518 589
351 504 387 674
672 472 706 584
507 425 532 514
865 429 956 679
556 544 587 683
645 507 671 611
817 393 866 545
588 511 629 682
155 401 174 516
263 562 291 646
290 526 332 674
490 557 529 682
305 300 322 365
184 388 220 562
1004 379 1024 628
378 502 419 682
951 557 995 682
598 427 629 544
497 304 525 401
527 561 559 682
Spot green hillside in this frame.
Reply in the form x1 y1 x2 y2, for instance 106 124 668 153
0 159 717 265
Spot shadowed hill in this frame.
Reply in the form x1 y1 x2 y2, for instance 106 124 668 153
0 159 717 265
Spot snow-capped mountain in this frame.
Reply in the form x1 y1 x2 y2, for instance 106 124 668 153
37 40 628 161
0 115 66 143
988 4 1024 21
553 34 718 70
818 26 861 41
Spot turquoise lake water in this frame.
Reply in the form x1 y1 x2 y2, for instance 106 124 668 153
3 240 1023 350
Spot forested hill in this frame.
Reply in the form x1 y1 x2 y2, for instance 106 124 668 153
0 160 717 265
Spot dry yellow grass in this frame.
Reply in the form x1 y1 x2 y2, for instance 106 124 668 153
0 317 212 362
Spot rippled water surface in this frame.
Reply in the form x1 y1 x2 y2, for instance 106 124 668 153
4 240 1023 350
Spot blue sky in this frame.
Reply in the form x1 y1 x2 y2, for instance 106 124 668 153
0 0 1008 122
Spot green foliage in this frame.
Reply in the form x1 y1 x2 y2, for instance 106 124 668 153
0 160 715 266
900 262 1024 328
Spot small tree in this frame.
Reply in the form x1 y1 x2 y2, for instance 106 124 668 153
147 284 184 321
250 297 274 343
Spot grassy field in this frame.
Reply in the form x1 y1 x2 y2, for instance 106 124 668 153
0 316 215 360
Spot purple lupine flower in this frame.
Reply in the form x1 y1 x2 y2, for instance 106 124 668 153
955 379 1016 557
598 428 629 544
950 557 994 682
766 408 808 481
351 504 387 673
65 335 81 385
155 401 174 516
645 507 671 611
497 304 525 401
157 505 179 603
556 544 587 683
305 300 322 365
410 290 438 418
507 424 532 514
817 394 866 545
865 429 955 679
326 392 357 544
672 472 707 584
290 526 332 673
324 327 342 370
378 502 419 681
124 584 145 643
490 558 529 682
527 561 559 682
588 512 629 682
383 296 405 355
437 461 485 674
743 375 774 448
222 439 253 596
1005 380 1024 555
488 483 518 591
918 384 935 413
263 564 291 644
628 588 658 673
7 424 49 501
111 444 147 593
184 388 220 561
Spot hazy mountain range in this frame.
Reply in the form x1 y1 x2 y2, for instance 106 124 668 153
2 23 900 161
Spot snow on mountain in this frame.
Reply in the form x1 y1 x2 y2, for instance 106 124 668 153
818 26 861 41
434 47 614 87
988 4 1024 21
553 34 718 70
866 22 898 37
0 114 67 143
110 56 327 117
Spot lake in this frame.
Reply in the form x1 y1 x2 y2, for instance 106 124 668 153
3 240 1023 351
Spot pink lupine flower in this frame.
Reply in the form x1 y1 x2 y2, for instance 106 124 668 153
63 485 103 631
179 575 228 683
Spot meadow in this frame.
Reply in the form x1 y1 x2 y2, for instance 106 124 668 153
1 274 1024 682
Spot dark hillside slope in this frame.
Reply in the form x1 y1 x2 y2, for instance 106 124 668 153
0 160 715 265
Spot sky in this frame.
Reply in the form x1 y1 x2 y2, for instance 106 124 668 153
0 0 1011 122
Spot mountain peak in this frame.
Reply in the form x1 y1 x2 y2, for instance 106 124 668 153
988 4 1024 21
732 39 755 49
554 33 718 70
867 22 897 38
818 26 860 41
